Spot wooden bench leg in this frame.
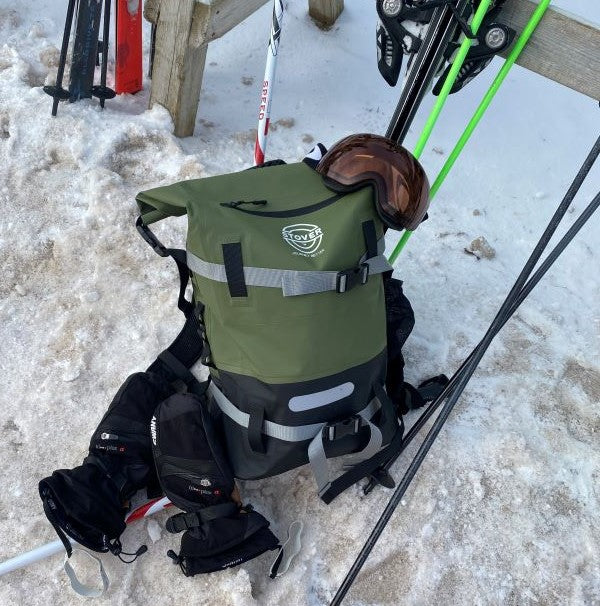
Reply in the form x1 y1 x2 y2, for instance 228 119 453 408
148 0 210 137
308 0 344 27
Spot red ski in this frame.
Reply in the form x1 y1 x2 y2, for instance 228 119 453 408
115 0 143 94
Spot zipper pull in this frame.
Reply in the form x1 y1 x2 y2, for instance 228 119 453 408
221 200 268 209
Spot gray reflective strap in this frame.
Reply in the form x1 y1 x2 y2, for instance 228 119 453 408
208 383 325 442
307 398 383 496
187 251 390 297
208 383 380 446
341 411 384 469
63 549 110 598
307 431 331 496
281 271 338 296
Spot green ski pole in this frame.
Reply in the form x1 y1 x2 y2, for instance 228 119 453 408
412 0 493 160
389 0 552 265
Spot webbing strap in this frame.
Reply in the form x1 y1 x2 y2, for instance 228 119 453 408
186 249 392 297
207 382 380 443
222 242 248 297
308 406 384 498
166 502 239 533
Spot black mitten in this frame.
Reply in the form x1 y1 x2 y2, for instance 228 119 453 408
152 393 279 576
39 463 128 555
39 371 174 556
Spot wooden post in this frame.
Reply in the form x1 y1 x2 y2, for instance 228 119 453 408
147 0 269 138
308 0 344 28
499 1 600 101
147 0 209 137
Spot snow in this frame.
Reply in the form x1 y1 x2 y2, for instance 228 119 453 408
0 1 599 605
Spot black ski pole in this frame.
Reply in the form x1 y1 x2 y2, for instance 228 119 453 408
331 133 600 605
335 194 600 605
92 0 116 106
43 0 77 116
364 132 600 495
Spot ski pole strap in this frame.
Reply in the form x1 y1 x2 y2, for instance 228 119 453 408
63 548 110 598
41 492 74 558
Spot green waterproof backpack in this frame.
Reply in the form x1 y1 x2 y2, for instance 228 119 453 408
136 160 404 503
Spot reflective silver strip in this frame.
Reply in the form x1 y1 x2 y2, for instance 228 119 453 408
187 249 392 297
208 382 380 443
288 382 355 412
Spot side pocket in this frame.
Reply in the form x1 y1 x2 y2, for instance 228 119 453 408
151 393 235 511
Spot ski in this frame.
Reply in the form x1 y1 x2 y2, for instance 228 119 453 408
370 0 552 491
115 0 143 94
254 0 285 166
378 0 515 144
69 0 104 102
382 1 468 143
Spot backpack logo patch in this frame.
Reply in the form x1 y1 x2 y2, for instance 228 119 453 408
282 224 324 256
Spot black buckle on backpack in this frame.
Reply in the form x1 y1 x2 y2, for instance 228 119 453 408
325 415 362 441
336 263 369 293
136 217 169 257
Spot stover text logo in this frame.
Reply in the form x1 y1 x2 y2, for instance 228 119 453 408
282 224 324 257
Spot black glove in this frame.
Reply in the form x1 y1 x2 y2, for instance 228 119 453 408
152 392 279 575
39 371 174 557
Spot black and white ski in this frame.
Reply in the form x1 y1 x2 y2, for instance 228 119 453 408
377 0 514 144
379 0 471 143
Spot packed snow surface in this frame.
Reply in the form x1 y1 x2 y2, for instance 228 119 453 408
0 1 599 604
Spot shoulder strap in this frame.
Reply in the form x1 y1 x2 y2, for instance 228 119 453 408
136 217 193 317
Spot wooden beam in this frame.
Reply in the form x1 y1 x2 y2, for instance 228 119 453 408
308 0 344 28
205 0 269 41
499 0 600 100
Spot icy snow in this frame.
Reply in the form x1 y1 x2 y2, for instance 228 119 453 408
0 0 599 605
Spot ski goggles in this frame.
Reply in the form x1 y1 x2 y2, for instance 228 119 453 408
316 133 430 231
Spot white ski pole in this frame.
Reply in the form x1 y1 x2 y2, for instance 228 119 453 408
0 496 172 577
254 0 285 166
